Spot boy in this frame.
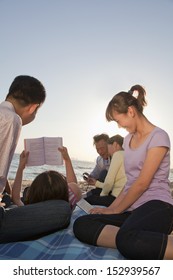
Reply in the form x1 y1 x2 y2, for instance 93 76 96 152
0 75 46 200
0 76 71 243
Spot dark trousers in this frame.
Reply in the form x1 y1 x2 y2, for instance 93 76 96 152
85 188 115 207
73 200 173 259
0 200 71 243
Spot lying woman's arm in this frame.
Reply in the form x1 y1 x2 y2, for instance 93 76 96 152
58 147 77 183
12 151 29 206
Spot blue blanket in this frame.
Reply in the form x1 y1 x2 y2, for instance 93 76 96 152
0 207 125 260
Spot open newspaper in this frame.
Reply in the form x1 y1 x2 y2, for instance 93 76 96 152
24 137 63 166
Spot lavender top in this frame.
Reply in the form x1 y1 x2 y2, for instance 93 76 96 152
123 127 173 211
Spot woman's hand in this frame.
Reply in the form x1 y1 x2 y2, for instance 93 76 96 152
89 207 115 215
58 146 70 161
19 151 29 170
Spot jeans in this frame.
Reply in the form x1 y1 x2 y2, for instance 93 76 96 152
0 200 71 243
73 200 173 259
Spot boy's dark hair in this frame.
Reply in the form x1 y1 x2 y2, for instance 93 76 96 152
6 75 46 106
93 133 109 145
107 134 124 147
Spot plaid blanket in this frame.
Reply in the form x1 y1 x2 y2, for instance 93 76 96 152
0 207 125 260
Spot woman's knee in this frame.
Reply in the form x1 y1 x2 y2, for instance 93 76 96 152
73 215 90 241
73 215 102 245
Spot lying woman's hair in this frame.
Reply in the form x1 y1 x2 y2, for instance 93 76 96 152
26 170 69 204
106 84 147 121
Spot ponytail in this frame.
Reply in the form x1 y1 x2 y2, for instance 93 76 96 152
106 85 147 121
129 84 147 110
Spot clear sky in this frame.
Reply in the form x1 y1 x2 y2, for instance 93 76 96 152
0 0 173 166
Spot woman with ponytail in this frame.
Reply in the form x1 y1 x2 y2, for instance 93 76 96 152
73 85 173 260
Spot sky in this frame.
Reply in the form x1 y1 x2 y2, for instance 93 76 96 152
0 0 173 166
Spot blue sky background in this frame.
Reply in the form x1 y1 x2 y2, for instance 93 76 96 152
0 0 173 166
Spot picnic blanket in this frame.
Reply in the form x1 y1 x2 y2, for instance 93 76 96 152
0 206 125 260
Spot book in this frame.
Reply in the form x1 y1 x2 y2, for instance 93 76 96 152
24 137 63 166
76 198 93 214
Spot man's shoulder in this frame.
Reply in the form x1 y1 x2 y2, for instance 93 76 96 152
96 155 103 164
0 102 18 118
0 103 21 128
96 156 110 167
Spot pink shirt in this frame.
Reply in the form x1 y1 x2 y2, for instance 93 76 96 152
68 187 77 210
123 127 173 211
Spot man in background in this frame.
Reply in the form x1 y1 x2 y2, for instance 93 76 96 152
83 133 111 183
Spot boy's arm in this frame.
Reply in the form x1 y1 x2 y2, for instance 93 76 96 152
12 151 29 206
